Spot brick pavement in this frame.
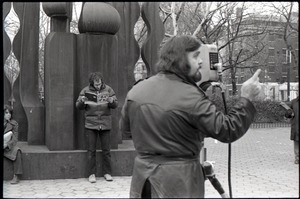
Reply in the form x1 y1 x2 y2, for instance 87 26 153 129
3 127 299 198
204 127 299 198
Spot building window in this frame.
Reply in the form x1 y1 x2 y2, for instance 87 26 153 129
250 62 258 73
253 35 259 40
282 76 287 82
294 49 299 63
282 48 292 63
268 63 275 73
282 63 288 73
269 33 275 42
252 61 259 72
282 48 287 63
269 48 275 56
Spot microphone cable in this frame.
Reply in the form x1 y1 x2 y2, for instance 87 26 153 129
201 62 232 198
217 63 232 198
221 90 232 198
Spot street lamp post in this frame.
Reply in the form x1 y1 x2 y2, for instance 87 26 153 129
264 69 268 83
286 49 292 102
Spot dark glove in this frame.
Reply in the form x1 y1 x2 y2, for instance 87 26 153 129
285 109 294 118
199 82 212 92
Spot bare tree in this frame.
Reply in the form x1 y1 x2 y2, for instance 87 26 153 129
70 2 82 34
38 4 50 91
3 3 20 84
216 3 270 94
157 2 271 95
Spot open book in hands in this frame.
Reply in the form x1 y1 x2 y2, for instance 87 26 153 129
4 131 13 149
84 92 109 105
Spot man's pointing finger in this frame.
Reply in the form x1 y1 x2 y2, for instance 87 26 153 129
251 69 261 80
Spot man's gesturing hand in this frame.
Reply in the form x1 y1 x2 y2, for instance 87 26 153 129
241 69 262 101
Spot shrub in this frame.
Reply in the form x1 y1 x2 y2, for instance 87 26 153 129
251 100 289 123
208 92 288 123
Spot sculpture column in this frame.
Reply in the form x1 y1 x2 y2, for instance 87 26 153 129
13 2 44 145
43 2 76 150
141 2 165 76
111 2 141 144
10 3 42 143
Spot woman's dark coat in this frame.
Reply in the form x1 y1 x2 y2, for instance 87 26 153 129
4 119 21 161
285 96 299 141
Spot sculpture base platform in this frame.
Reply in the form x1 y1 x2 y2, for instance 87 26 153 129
3 140 137 180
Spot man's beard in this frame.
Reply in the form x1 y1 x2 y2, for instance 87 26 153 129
191 68 202 83
181 64 202 83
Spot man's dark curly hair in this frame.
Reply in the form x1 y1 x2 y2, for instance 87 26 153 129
89 72 103 85
155 35 201 77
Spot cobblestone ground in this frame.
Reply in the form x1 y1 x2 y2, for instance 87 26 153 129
204 127 299 198
3 176 131 198
3 127 299 198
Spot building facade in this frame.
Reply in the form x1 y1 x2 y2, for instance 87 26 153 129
223 10 298 85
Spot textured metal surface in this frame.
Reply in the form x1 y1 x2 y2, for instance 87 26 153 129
42 2 72 18
44 32 76 150
10 2 28 142
78 2 121 34
141 2 165 76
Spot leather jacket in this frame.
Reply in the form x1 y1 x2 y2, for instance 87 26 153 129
4 119 21 161
285 96 299 141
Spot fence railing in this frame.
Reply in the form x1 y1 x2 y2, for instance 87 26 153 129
250 122 290 128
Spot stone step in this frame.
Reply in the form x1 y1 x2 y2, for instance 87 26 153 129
4 140 136 180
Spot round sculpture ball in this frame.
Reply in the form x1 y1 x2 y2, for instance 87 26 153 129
78 2 121 35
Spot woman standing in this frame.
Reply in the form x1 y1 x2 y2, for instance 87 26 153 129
285 92 299 164
4 104 23 184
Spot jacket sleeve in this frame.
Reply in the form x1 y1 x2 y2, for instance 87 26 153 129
108 87 118 109
76 88 86 110
285 109 294 118
191 97 257 143
7 121 19 150
284 101 294 118
119 98 131 133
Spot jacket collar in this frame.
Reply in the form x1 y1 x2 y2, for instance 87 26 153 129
89 83 106 92
4 119 17 131
158 71 206 94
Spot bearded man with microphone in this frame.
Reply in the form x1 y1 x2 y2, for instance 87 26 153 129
120 35 262 198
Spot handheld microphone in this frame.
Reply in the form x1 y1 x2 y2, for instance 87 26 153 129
203 161 229 198
208 176 229 198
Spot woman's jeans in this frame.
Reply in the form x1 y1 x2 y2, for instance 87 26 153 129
86 128 112 176
6 150 23 176
14 150 23 175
